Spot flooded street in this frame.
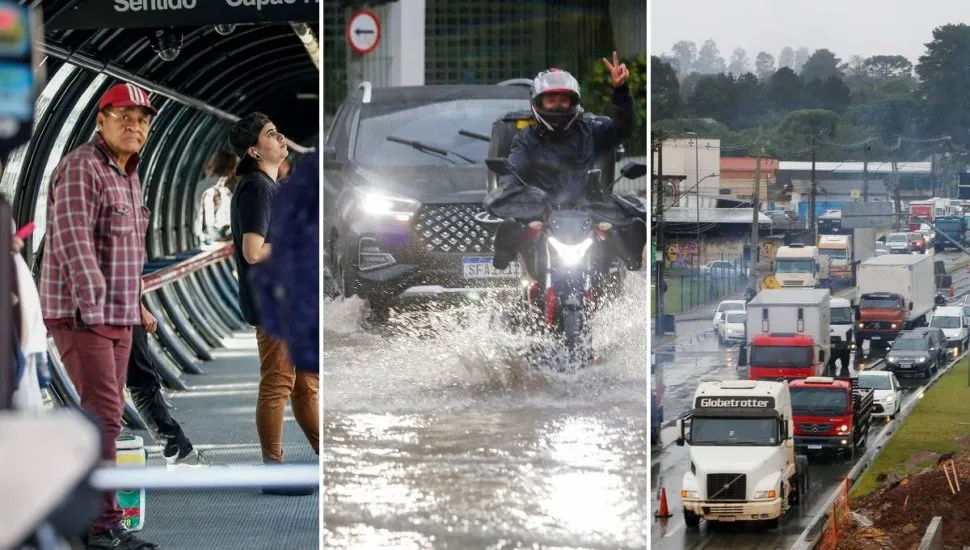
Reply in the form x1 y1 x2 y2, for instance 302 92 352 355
322 279 649 549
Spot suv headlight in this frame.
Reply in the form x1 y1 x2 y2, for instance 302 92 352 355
356 189 420 220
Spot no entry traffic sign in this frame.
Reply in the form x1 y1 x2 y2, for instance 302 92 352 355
346 9 381 55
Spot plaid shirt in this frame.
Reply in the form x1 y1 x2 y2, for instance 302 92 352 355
40 134 149 326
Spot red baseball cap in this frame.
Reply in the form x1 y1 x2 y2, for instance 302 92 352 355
98 83 157 115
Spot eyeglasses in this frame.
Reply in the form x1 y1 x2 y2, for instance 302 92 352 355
105 109 152 129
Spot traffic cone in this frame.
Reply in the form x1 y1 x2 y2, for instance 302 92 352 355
950 285 955 298
655 487 673 518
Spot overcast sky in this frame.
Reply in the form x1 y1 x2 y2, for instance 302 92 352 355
651 0 969 69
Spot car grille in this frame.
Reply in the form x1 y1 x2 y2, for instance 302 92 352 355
798 423 832 433
706 473 746 501
412 204 494 254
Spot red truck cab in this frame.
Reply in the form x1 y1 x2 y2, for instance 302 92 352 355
748 333 823 381
908 203 933 231
854 292 905 349
789 376 873 457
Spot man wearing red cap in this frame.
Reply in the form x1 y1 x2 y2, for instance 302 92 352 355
39 82 159 549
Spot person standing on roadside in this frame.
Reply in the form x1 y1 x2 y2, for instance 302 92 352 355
39 83 159 550
228 113 319 496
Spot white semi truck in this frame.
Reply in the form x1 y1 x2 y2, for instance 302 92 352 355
676 380 809 529
816 227 877 287
773 244 830 288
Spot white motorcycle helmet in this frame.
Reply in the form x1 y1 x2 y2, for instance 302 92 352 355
531 68 583 135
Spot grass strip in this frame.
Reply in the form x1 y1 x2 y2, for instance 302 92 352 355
852 357 970 499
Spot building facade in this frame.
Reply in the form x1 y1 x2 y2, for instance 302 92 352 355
324 0 645 116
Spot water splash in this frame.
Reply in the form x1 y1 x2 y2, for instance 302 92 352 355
323 273 648 414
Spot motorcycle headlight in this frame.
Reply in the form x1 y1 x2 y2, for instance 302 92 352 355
356 189 420 220
548 236 594 266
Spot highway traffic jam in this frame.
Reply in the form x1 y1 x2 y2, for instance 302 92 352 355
651 198 970 549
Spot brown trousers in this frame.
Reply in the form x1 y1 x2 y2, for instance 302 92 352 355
255 328 319 462
49 324 133 534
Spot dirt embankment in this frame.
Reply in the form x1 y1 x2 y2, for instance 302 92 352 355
837 448 970 550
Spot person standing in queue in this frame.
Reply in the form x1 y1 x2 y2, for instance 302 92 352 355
228 113 319 496
39 83 159 550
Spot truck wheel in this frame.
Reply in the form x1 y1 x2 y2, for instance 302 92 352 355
684 511 700 529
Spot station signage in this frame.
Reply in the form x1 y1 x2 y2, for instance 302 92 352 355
695 396 775 409
46 0 319 30
0 3 39 157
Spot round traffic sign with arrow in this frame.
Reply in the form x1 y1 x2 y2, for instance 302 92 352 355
346 9 381 56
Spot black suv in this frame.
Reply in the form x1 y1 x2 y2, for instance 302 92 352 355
323 81 534 319
886 328 945 378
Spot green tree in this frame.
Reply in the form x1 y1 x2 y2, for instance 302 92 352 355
651 55 682 122
766 67 803 111
583 52 647 154
917 24 970 145
755 51 776 80
687 73 738 125
801 49 843 81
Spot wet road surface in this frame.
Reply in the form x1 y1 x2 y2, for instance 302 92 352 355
323 277 648 549
650 251 969 549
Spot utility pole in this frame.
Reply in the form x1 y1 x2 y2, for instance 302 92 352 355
862 140 870 202
893 159 901 230
809 133 817 244
749 139 763 297
654 132 665 337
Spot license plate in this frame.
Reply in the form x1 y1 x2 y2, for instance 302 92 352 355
462 256 521 279
807 445 822 450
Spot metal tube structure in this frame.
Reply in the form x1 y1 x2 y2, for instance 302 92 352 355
39 43 311 154
91 464 319 491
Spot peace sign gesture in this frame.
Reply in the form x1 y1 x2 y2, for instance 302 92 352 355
602 51 629 88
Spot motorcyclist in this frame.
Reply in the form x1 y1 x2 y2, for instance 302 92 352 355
485 52 647 273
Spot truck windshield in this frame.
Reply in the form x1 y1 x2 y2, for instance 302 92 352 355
690 417 779 446
790 388 848 414
819 248 848 264
931 316 961 329
775 259 815 273
831 307 852 324
860 296 902 309
750 345 813 366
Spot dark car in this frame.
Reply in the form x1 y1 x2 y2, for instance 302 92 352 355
886 329 941 378
322 81 533 320
911 326 948 364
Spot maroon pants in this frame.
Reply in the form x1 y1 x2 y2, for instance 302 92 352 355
49 324 133 534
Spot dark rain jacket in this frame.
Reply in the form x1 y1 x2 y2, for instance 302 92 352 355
484 82 643 223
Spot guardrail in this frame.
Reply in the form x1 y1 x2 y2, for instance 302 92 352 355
141 243 234 293
790 349 969 550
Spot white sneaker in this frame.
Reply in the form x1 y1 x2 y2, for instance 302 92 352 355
165 448 210 469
